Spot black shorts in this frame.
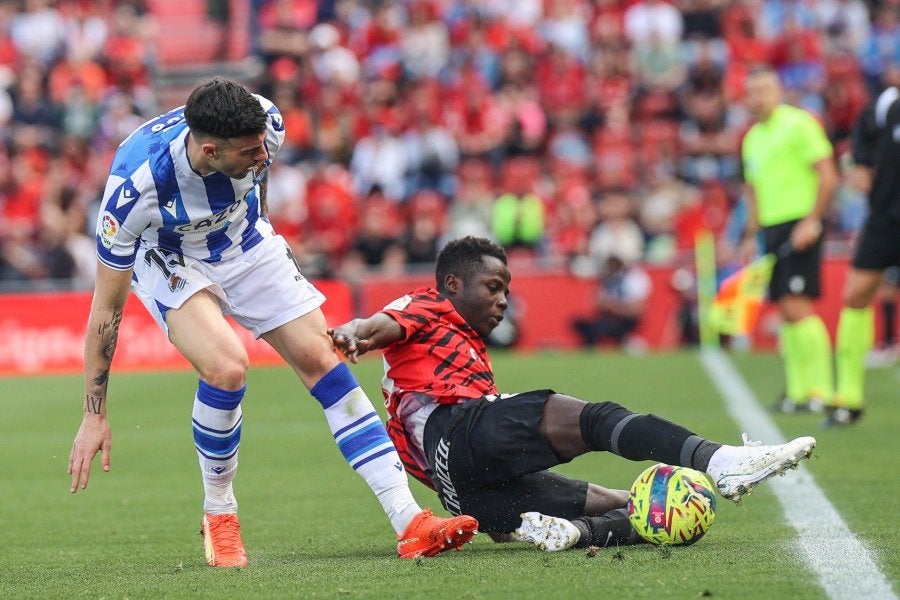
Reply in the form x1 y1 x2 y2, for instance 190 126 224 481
852 215 900 271
763 219 823 301
422 390 589 533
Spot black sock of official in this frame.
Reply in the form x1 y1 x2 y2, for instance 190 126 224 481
579 402 708 467
571 509 642 548
884 301 896 346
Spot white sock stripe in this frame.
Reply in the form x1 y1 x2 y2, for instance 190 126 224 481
700 348 897 600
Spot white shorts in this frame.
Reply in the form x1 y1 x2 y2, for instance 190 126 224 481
132 235 325 338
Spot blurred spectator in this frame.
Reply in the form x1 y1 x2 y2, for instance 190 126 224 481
401 1 450 80
593 100 637 191
310 22 360 87
678 0 723 42
823 53 869 143
534 44 587 124
257 0 314 64
263 159 308 245
545 177 595 261
539 0 590 62
572 254 652 348
300 163 357 276
492 157 544 251
815 0 871 55
103 3 155 91
10 62 60 147
497 81 547 156
634 32 685 92
9 0 66 67
677 87 741 184
340 187 405 277
404 84 459 198
444 159 494 242
444 76 510 160
584 192 645 267
757 0 817 41
350 120 407 201
859 5 900 95
624 0 683 47
61 1 110 62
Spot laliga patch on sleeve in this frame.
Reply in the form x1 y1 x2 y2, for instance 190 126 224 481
99 212 120 249
383 295 412 311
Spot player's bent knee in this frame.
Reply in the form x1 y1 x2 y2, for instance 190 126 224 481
200 355 249 391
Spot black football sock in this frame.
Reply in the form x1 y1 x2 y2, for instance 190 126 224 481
571 509 642 548
690 440 722 472
578 401 718 468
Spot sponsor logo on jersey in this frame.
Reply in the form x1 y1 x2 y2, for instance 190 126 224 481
173 201 246 234
99 212 119 249
384 295 413 311
115 180 140 209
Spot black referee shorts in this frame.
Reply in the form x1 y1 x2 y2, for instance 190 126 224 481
852 214 900 271
422 390 589 533
763 219 823 301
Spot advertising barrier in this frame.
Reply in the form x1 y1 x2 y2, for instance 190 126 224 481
0 281 353 376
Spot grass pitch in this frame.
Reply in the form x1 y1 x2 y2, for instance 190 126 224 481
1 351 896 599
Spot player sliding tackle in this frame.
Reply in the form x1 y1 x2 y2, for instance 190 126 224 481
330 236 817 551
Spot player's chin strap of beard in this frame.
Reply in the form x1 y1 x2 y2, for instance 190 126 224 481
258 171 269 218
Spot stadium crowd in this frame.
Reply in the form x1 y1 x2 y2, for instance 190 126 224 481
0 0 897 290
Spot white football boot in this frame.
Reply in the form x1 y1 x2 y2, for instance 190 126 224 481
707 433 816 502
515 512 581 552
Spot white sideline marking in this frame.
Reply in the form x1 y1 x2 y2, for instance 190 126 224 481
699 348 897 600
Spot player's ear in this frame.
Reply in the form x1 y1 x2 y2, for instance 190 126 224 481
201 141 218 159
444 274 461 295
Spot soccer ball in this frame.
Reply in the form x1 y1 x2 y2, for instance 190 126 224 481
627 463 717 546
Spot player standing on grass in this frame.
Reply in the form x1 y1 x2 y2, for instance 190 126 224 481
329 236 817 551
740 66 838 414
829 85 900 426
67 78 477 566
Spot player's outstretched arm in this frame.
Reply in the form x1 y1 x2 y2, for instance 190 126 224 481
69 262 133 493
328 313 403 363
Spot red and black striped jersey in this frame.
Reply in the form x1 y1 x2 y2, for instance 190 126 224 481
380 287 497 488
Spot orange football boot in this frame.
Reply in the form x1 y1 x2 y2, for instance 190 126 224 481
201 513 249 567
397 509 478 559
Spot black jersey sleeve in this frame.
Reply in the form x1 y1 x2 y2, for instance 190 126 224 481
850 103 879 168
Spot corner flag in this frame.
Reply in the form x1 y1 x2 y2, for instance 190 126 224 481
708 253 776 336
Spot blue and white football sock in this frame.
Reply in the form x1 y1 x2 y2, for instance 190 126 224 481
192 380 243 515
311 363 420 534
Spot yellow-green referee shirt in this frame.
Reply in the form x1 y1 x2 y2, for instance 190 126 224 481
741 104 833 227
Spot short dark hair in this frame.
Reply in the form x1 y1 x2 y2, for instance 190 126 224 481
184 77 267 140
435 236 507 291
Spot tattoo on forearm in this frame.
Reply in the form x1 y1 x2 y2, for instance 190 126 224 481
84 394 104 414
93 369 109 386
97 310 123 362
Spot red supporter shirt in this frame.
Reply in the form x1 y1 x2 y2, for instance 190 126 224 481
380 287 497 487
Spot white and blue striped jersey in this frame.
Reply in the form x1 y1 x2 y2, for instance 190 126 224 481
96 94 286 270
